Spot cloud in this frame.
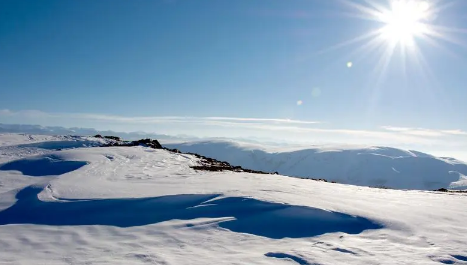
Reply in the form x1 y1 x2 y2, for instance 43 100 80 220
203 117 319 125
0 109 53 118
0 109 322 129
382 126 467 138
441 130 467 136
1 109 465 147
380 126 410 132
0 109 12 115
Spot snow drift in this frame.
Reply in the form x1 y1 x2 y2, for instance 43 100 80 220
0 134 466 264
0 154 88 177
0 185 382 238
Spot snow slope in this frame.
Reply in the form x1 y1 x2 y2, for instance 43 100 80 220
0 133 63 147
0 135 466 264
166 140 467 190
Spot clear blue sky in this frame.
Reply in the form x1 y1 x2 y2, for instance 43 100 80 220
1 0 466 159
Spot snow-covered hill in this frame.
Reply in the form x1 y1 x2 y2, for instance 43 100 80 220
0 135 467 265
0 134 466 264
165 140 467 190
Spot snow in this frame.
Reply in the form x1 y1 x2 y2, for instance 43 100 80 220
0 133 62 147
0 134 466 264
0 153 88 176
166 140 467 190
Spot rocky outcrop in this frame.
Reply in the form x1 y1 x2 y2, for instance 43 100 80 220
131 139 163 149
100 137 274 175
104 136 121 141
103 138 162 149
94 135 122 141
186 152 275 174
434 188 467 193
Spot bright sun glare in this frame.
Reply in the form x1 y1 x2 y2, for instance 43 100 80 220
379 0 431 45
320 0 467 112
327 0 466 79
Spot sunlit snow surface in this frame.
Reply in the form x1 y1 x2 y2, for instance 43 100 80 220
0 134 466 264
166 140 467 190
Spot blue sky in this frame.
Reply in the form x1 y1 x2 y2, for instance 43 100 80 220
1 0 467 159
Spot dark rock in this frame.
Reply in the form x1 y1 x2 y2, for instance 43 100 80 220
167 148 181 153
104 136 121 141
190 156 274 175
433 188 467 194
101 137 162 149
94 134 103 138
131 139 163 149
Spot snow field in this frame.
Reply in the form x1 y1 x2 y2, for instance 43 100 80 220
0 135 466 264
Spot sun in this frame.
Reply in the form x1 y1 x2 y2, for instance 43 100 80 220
378 0 431 46
318 0 465 78
314 0 466 115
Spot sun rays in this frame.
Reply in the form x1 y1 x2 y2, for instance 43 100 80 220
377 0 431 46
328 0 465 77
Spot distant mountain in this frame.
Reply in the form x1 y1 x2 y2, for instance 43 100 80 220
0 123 196 141
166 140 467 190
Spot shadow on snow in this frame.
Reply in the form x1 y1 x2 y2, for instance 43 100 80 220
0 186 383 239
265 252 316 265
17 140 100 150
0 156 87 176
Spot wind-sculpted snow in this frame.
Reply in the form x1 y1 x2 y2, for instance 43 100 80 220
0 133 108 148
264 252 315 265
0 135 466 264
0 185 382 239
167 140 467 190
17 140 102 150
0 155 87 176
0 133 62 147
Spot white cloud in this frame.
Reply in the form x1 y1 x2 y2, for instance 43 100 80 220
0 109 12 115
204 117 320 125
2 109 466 161
382 126 467 138
0 110 321 126
441 130 467 136
1 109 465 148
0 109 50 118
380 126 410 132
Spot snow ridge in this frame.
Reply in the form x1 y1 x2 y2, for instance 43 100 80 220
167 140 467 190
